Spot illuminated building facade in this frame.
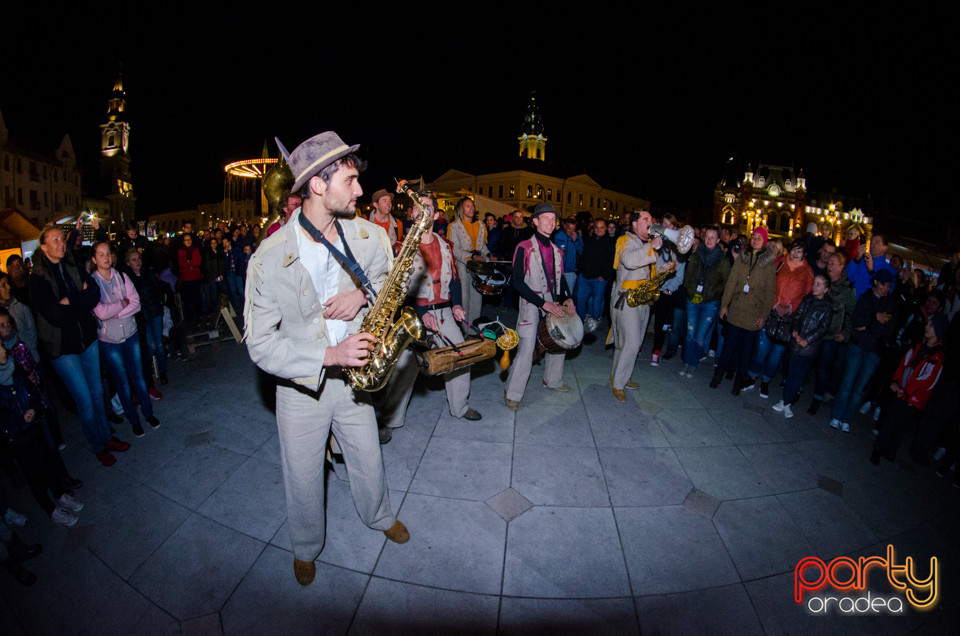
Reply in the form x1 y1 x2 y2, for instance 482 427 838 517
427 92 648 220
99 73 135 225
714 158 873 244
0 108 82 228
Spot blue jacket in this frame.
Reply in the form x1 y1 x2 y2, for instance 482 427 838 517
553 230 583 274
846 254 896 298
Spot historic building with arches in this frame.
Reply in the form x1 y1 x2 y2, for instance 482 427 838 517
713 157 873 245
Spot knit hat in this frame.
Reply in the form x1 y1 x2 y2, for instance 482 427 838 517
751 226 768 245
929 312 949 340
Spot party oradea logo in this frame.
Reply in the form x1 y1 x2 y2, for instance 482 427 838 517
795 545 939 615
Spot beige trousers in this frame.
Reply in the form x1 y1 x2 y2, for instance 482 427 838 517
610 295 651 390
276 375 396 561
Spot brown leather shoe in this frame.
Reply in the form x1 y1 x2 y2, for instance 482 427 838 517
625 380 640 390
505 397 520 411
612 388 627 402
293 558 316 585
383 520 410 544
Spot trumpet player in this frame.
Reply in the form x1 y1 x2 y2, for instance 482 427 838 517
244 131 409 587
609 210 675 401
377 195 482 441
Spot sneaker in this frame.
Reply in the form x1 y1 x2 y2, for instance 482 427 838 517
783 404 794 419
461 408 482 421
57 441 67 451
678 365 689 377
759 382 769 399
147 416 161 430
772 400 786 412
740 377 756 392
57 493 84 513
841 422 850 433
829 419 841 430
685 369 695 378
542 381 571 392
96 450 117 466
104 438 131 452
132 422 145 438
650 351 661 367
4 508 28 527
708 350 716 358
859 401 872 415
148 387 163 400
51 508 78 527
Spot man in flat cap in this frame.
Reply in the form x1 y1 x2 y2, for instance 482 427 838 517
244 131 409 586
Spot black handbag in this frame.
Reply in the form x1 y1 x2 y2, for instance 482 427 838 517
765 309 791 345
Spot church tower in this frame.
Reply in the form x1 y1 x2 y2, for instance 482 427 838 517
517 90 547 161
99 70 135 224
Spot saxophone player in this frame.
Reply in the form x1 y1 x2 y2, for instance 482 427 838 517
609 210 676 401
244 132 409 587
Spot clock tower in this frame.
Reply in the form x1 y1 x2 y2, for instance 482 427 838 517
99 71 135 224
518 90 547 161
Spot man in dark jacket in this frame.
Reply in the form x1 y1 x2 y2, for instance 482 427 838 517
576 219 615 328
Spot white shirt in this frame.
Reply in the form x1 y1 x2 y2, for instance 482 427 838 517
296 224 349 346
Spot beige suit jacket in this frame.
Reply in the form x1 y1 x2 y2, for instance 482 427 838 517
244 210 393 391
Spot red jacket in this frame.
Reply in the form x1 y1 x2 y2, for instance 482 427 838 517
177 246 203 282
892 341 945 411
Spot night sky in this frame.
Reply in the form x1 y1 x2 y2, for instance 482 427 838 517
2 5 952 231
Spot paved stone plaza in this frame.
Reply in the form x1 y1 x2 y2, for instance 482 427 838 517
1 319 958 634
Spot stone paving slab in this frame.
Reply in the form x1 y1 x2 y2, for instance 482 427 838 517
1 338 958 634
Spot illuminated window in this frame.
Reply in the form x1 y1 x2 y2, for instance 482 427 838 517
509 186 515 197
547 189 552 201
527 185 532 198
578 194 583 206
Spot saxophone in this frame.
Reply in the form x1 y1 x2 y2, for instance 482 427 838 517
626 268 676 307
344 180 433 392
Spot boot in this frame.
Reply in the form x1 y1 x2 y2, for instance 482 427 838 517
709 368 723 389
2 558 36 586
5 534 42 561
807 399 821 416
731 374 743 396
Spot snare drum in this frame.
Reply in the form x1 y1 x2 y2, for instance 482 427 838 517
536 312 584 354
473 271 508 296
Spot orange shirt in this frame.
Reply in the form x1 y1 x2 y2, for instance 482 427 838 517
463 220 480 251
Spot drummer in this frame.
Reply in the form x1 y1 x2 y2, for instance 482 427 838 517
376 194 482 442
447 197 493 326
609 210 675 401
504 203 576 411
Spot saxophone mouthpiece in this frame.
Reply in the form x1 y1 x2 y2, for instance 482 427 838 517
396 179 408 194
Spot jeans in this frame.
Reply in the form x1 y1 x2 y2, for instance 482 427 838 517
749 328 787 382
101 336 154 427
50 341 111 453
225 273 245 315
683 300 719 369
717 322 758 380
576 275 607 320
814 338 842 399
783 353 813 405
144 314 167 375
831 343 881 424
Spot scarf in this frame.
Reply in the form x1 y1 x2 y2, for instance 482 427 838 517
697 244 722 283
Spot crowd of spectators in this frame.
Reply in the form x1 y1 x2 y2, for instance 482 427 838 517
0 214 262 585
